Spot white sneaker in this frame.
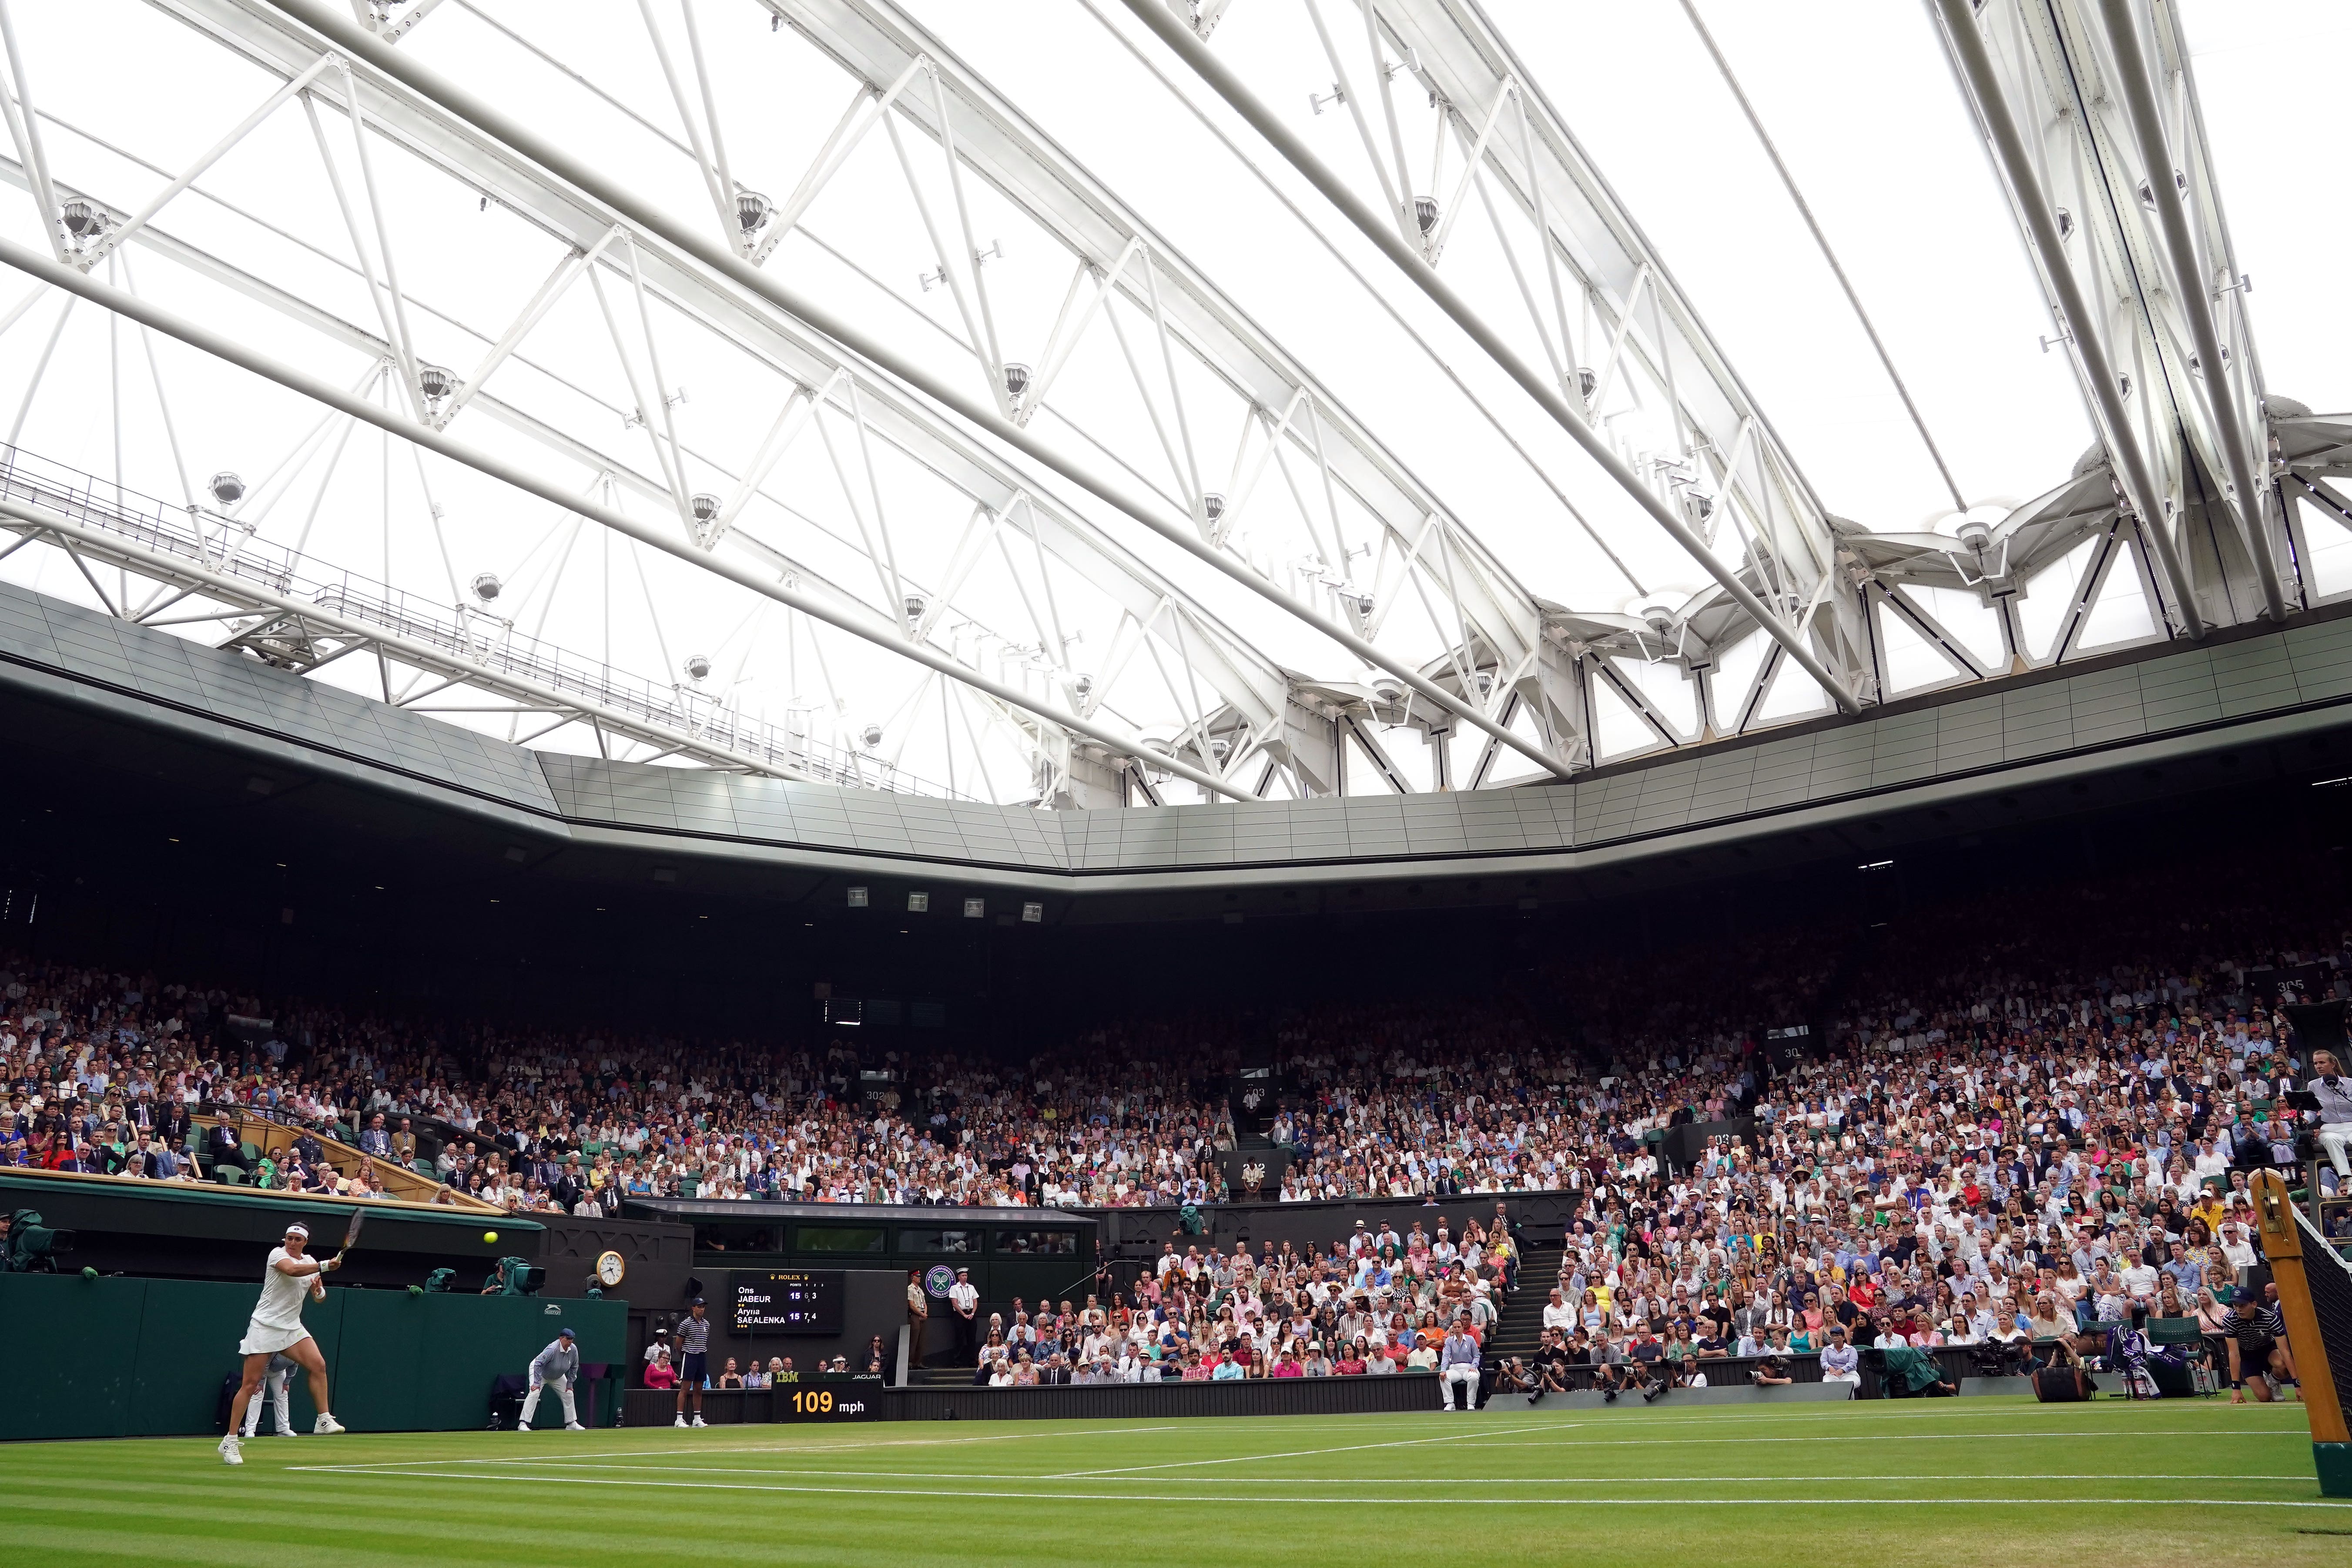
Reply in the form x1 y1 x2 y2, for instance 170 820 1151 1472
218 1434 242 1466
563 1422 585 1432
313 1414 346 1436
673 1415 688 1428
516 1422 531 1433
690 1415 707 1428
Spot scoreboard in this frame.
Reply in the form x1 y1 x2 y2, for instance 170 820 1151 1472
730 1269 845 1334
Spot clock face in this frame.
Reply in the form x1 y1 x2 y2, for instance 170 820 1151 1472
596 1250 627 1287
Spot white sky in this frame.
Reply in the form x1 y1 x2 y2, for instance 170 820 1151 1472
0 0 2341 803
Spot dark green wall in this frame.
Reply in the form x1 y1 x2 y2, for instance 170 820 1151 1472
0 1275 625 1438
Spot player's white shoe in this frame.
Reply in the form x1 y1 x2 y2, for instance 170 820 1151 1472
516 1421 531 1432
218 1434 242 1466
673 1415 688 1428
563 1422 586 1432
690 1415 707 1428
312 1414 346 1435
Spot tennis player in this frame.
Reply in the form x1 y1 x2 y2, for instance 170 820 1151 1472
241 1266 326 1440
219 1221 346 1465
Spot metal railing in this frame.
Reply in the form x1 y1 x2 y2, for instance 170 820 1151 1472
0 443 975 800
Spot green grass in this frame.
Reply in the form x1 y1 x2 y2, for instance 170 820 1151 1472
2 1398 2339 1567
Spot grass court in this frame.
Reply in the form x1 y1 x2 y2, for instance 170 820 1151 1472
4 1398 2339 1568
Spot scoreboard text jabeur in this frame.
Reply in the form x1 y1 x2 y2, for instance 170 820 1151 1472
730 1270 845 1334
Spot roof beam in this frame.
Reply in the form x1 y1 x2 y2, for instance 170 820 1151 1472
1929 0 2282 633
145 0 1287 747
769 0 1548 677
1121 0 1863 717
239 0 1569 782
0 232 1260 804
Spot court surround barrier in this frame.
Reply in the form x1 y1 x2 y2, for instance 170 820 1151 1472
0 1273 624 1439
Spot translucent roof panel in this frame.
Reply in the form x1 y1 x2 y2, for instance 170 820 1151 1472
0 0 2336 810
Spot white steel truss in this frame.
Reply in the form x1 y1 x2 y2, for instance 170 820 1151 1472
0 0 2328 806
1927 0 2291 633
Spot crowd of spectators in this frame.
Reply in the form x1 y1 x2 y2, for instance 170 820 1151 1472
1 855 2348 1275
962 1212 1516 1388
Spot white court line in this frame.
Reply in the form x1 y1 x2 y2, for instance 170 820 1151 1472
278 1469 2352 1508
1463 1431 2306 1445
1049 1420 1559 1478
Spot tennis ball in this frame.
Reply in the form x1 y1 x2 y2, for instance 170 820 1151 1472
482 1230 499 1244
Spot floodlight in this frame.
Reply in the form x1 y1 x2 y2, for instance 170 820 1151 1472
1002 362 1032 401
861 723 883 750
690 493 720 525
683 653 712 682
470 572 502 602
417 364 454 406
736 191 773 236
1414 196 1439 236
1201 493 1226 524
207 471 246 508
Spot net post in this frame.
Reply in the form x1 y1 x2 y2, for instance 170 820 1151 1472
2251 1169 2352 1495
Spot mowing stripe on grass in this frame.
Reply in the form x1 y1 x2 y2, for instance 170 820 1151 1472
291 1461 2318 1483
273 1469 2352 1508
1052 1420 1561 1476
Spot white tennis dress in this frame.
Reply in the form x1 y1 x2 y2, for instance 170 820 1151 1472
238 1246 317 1357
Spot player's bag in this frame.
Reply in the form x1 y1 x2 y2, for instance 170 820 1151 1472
2032 1366 2089 1402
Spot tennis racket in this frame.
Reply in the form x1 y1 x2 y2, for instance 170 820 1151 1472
335 1207 366 1267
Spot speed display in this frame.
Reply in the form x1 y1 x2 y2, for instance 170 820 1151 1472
730 1270 845 1334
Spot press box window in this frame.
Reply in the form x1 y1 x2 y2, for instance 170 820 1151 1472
795 1227 885 1253
899 1229 977 1254
995 1229 1078 1256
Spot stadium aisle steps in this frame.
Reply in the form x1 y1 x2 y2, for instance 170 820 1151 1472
1485 1243 1565 1368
